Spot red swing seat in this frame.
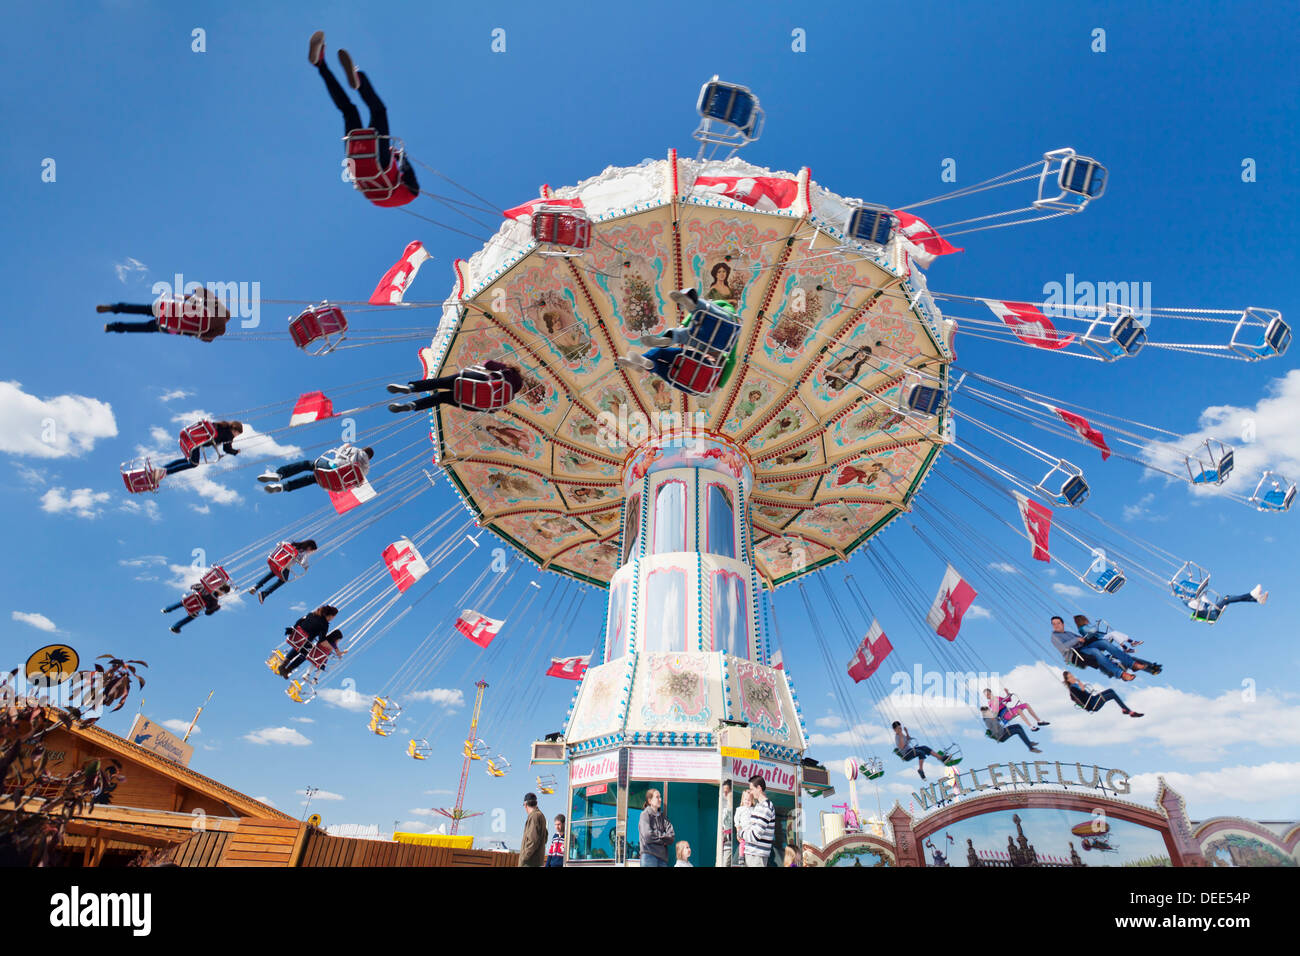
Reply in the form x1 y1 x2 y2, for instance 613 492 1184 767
453 367 512 411
155 293 223 337
178 420 220 462
289 303 349 355
180 592 206 617
304 643 332 669
267 542 300 577
198 565 231 595
666 353 724 396
286 625 311 652
313 459 366 492
343 129 414 206
531 206 592 255
121 459 163 494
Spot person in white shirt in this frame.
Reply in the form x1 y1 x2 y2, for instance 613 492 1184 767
674 841 693 867
260 444 374 493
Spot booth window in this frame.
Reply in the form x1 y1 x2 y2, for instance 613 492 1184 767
605 579 629 662
710 571 748 657
569 782 619 862
652 480 687 554
643 567 688 652
705 483 736 558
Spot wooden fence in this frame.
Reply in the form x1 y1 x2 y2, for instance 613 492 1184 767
300 829 519 867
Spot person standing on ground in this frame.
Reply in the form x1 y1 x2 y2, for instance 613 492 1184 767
519 792 548 867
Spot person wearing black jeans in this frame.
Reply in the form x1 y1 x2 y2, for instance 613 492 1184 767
161 421 243 475
387 361 524 413
1064 671 1143 718
277 605 338 678
248 540 318 604
162 586 229 634
310 32 419 196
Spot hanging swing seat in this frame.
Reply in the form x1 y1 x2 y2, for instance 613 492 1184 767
1081 306 1147 361
1227 308 1290 361
179 592 206 617
536 773 557 794
290 303 349 355
1168 562 1210 602
285 625 311 652
1083 551 1126 594
267 542 301 577
531 206 592 256
486 755 511 777
1251 471 1296 513
121 459 164 494
844 203 896 248
266 649 286 673
407 738 432 760
155 294 220 337
859 758 884 780
342 129 409 202
178 420 221 463
666 352 725 396
465 737 488 760
1037 459 1090 507
1189 590 1224 625
287 679 315 704
1034 148 1107 212
198 565 231 595
694 76 764 147
1184 439 1234 486
904 382 948 417
312 455 367 493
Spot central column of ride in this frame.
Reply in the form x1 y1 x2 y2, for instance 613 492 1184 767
559 433 808 867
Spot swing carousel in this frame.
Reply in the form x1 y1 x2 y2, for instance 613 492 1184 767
108 74 1293 867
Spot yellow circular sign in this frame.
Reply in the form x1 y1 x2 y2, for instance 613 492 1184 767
25 644 80 683
307 814 322 828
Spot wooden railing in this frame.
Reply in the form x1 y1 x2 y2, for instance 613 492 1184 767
299 829 519 867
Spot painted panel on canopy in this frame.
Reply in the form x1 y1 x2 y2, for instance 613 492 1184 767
788 499 891 543
492 511 592 560
562 538 621 582
704 365 785 434
827 446 922 498
753 434 827 476
584 212 674 341
755 474 821 499
555 482 621 509
550 443 620 481
743 397 824 455
724 656 792 745
631 652 722 734
567 658 629 743
444 410 547 464
680 212 786 318
750 501 803 529
825 385 911 451
753 535 836 580
758 244 864 369
487 257 602 376
452 461 557 510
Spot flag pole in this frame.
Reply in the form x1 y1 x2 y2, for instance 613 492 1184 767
183 690 214 742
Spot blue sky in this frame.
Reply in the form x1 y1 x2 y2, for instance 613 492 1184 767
2 1 1298 848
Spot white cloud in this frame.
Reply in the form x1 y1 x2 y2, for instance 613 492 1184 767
966 605 993 620
129 413 304 509
1128 762 1300 807
1123 492 1158 521
190 504 211 515
424 789 454 796
987 562 1019 574
119 498 161 521
1142 370 1300 501
0 382 117 459
120 555 167 568
243 726 312 746
161 719 197 736
408 807 439 817
399 821 434 833
114 257 148 283
254 795 278 808
159 389 192 402
292 717 315 724
41 487 112 519
12 611 59 633
1051 582 1085 599
986 664 1300 760
317 687 373 713
15 464 45 486
814 714 844 729
406 688 465 710
297 789 344 801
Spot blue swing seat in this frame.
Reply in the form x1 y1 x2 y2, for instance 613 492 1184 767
845 204 896 247
1251 471 1296 513
1038 460 1090 507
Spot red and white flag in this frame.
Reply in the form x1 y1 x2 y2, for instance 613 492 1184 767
289 391 335 426
382 537 430 593
418 346 438 380
892 210 963 268
327 477 377 515
847 619 893 683
455 609 504 648
1051 406 1112 461
771 648 785 671
504 192 585 222
926 565 977 641
546 654 591 680
1013 492 1053 562
370 240 432 305
984 300 1076 350
694 175 799 211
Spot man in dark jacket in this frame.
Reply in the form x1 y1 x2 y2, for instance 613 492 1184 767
386 360 524 413
519 792 548 867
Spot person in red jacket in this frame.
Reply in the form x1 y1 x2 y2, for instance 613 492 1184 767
309 31 419 207
387 361 524 413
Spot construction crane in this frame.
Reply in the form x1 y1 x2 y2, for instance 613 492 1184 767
433 679 488 835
